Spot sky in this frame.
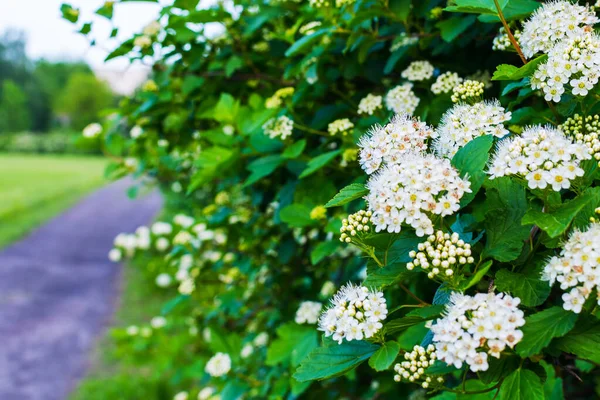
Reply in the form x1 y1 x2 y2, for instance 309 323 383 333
0 0 167 69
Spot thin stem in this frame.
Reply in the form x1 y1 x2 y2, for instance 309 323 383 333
492 0 526 64
398 283 429 305
445 380 503 395
294 123 329 137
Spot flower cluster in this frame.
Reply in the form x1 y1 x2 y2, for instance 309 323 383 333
328 118 354 136
82 123 102 138
519 0 598 58
384 84 420 115
431 72 463 95
205 353 231 377
262 115 294 140
295 301 323 324
531 32 600 102
488 125 590 191
130 125 143 139
451 80 484 103
433 100 511 158
358 94 383 115
265 87 295 109
432 292 525 372
358 114 436 174
134 35 152 48
340 210 372 243
407 231 474 281
318 283 387 344
401 61 434 81
365 153 471 236
393 345 443 388
390 33 418 52
542 223 600 313
492 26 521 52
560 114 600 166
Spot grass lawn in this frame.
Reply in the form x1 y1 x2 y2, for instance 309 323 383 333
0 153 107 248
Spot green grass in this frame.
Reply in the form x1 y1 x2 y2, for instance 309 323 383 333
70 265 170 400
0 153 107 248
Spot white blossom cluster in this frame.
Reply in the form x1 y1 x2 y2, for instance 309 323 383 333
390 33 419 52
432 292 525 372
401 61 434 81
560 114 600 166
205 352 231 377
451 80 484 103
328 118 354 136
433 100 511 158
358 114 436 174
262 115 294 140
531 32 600 102
393 345 444 388
519 0 598 59
384 84 420 115
365 153 471 236
318 283 387 344
295 301 323 324
492 26 521 51
82 123 102 138
340 209 372 243
197 387 218 400
431 72 463 95
542 223 600 313
357 94 383 115
488 125 590 191
407 231 474 281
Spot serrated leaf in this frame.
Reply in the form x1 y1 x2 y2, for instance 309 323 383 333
299 150 341 179
494 266 550 307
552 319 600 364
282 140 307 159
516 307 578 357
368 341 401 371
461 260 493 290
325 183 368 208
244 155 283 187
436 15 477 42
451 135 494 207
310 241 339 265
267 323 318 367
294 341 379 382
498 368 545 400
279 204 314 227
364 262 409 288
385 306 444 335
492 55 547 81
445 0 507 15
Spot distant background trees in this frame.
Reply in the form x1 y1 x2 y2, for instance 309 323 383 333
0 29 116 134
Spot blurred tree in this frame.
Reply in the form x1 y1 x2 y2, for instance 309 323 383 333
55 72 114 130
0 79 31 133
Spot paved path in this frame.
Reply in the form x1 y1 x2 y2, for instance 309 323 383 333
0 179 161 400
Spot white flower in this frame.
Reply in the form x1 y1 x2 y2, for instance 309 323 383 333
328 118 354 136
240 344 254 358
358 114 436 174
174 214 195 228
152 222 173 235
295 301 323 324
451 80 484 103
150 316 167 329
434 100 511 158
82 123 102 138
143 21 161 37
358 94 383 115
179 278 195 295
205 353 232 377
108 248 122 262
432 292 524 372
156 237 170 251
543 223 600 313
431 72 463 95
262 116 294 140
365 153 470 236
401 61 434 81
519 0 598 58
318 283 387 344
488 125 590 191
155 273 172 288
493 26 521 52
198 388 216 400
126 325 139 336
384 83 420 115
130 125 143 139
223 125 235 136
174 392 188 400
134 35 152 48
253 332 269 347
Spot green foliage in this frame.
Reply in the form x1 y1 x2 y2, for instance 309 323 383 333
0 80 30 132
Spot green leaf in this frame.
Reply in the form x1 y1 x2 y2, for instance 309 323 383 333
436 16 478 42
388 0 411 22
498 368 545 400
385 306 444 335
294 341 380 382
310 241 339 265
279 204 314 227
282 140 307 159
552 320 600 364
267 323 318 367
461 260 493 290
492 55 547 81
80 22 92 34
482 203 530 262
325 183 368 208
516 307 578 357
451 135 494 206
522 192 598 238
299 150 341 179
494 266 550 307
244 155 283 187
225 56 244 77
368 341 401 371
182 76 205 95
479 355 520 384
364 262 409 288
213 93 240 123
445 0 507 15
479 0 540 22
95 3 114 19
105 39 134 61
285 28 331 57
60 3 79 23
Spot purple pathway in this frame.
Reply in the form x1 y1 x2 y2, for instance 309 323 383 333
0 179 161 400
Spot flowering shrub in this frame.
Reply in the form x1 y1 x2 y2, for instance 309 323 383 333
66 0 600 399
